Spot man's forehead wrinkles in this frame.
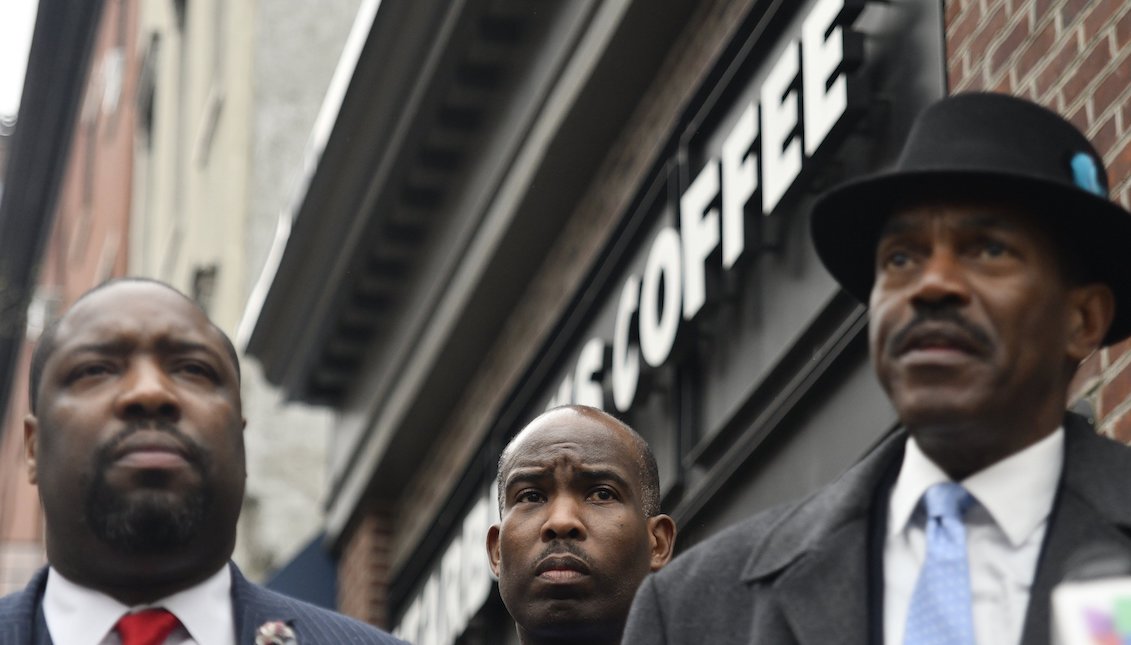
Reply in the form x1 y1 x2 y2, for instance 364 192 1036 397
508 448 582 473
505 458 629 485
58 324 211 355
515 438 630 466
511 438 584 461
155 337 222 356
73 337 134 351
505 465 553 483
567 458 629 473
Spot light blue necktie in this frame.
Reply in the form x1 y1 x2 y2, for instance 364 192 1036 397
903 482 976 645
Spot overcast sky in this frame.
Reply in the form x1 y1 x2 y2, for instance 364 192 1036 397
0 0 40 120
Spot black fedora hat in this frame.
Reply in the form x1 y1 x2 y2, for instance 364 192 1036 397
810 91 1131 345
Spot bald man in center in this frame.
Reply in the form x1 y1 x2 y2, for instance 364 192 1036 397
487 405 677 645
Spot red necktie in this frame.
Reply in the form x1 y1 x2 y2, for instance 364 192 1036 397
115 608 182 645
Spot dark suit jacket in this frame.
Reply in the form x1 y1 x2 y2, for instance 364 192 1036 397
0 562 407 644
623 413 1131 645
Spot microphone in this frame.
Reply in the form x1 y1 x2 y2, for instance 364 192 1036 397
1052 541 1131 645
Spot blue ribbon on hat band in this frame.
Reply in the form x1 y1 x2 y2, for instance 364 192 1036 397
1071 152 1105 197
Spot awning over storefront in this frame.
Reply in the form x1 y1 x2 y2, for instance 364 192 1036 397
244 0 700 547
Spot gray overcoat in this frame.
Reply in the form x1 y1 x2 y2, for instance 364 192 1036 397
623 413 1131 645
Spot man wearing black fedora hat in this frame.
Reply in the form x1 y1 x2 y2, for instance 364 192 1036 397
623 92 1131 645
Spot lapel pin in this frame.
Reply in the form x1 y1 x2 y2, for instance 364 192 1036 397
255 620 297 645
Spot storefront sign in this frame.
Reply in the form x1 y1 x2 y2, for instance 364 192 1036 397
391 0 947 638
394 491 496 645
548 0 865 414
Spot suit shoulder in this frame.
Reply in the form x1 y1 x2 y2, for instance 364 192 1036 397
0 588 28 619
1062 417 1131 525
625 504 799 644
0 569 44 617
240 582 409 644
0 582 40 643
0 589 23 611
652 501 795 586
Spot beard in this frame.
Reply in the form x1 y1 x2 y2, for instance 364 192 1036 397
84 422 213 554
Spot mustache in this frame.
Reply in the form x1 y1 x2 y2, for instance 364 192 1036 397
94 420 209 472
887 307 994 355
533 540 593 569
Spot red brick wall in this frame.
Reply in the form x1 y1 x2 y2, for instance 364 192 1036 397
946 0 1131 439
337 508 394 628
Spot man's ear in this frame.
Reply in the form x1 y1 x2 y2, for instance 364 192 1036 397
486 524 502 578
646 514 677 571
1066 283 1115 363
24 415 39 485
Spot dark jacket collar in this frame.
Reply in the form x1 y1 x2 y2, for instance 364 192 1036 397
1058 412 1131 529
741 428 905 583
736 412 1131 645
741 411 1131 584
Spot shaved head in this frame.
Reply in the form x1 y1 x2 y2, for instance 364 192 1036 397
496 405 661 517
488 404 675 645
29 277 240 414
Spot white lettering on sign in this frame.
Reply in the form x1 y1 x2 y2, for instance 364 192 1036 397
397 1 872 641
760 40 802 216
396 2 874 641
803 0 855 157
639 227 683 368
395 492 495 645
612 275 642 412
721 101 759 270
545 0 861 414
681 161 721 320
574 337 608 409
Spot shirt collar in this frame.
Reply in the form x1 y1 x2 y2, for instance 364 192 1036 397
160 564 234 645
44 568 127 645
44 564 234 645
888 428 1064 547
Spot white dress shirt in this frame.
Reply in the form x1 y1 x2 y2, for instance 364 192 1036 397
884 428 1064 645
43 564 236 645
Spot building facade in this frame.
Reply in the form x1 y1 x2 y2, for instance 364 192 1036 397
129 0 357 583
5 0 1125 636
130 0 360 583
0 0 363 595
245 0 1131 641
0 0 138 594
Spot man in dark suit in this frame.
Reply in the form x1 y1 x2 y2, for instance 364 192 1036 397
0 279 405 644
487 405 676 644
623 92 1131 644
